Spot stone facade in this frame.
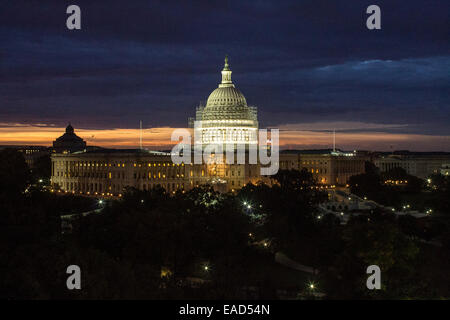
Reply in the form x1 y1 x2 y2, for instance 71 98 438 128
51 150 266 195
279 151 367 185
373 153 450 178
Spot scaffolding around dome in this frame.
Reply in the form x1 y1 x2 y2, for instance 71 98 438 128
191 57 259 149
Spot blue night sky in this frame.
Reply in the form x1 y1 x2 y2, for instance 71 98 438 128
0 0 449 150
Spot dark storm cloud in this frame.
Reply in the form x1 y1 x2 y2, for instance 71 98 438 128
0 0 449 134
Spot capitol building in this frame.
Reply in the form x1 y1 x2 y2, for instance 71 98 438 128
191 56 258 149
50 57 366 196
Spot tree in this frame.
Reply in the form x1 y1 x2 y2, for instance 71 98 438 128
273 168 315 190
241 170 327 262
31 154 51 183
382 167 424 193
328 218 420 299
0 148 30 196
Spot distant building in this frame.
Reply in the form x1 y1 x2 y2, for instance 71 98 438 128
20 146 50 168
52 124 87 153
279 150 367 185
440 164 450 176
0 145 49 169
373 152 450 178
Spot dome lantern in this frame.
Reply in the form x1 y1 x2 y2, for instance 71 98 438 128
220 55 233 88
66 123 74 134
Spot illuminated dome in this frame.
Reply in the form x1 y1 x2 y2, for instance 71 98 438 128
207 86 246 107
192 56 258 148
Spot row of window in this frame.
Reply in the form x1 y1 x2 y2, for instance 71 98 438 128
54 161 185 168
302 161 328 165
59 181 186 194
54 171 185 180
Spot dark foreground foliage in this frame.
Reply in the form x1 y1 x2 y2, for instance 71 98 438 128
1 150 449 299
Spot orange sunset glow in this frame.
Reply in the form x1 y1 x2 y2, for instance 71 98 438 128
1 124 449 151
